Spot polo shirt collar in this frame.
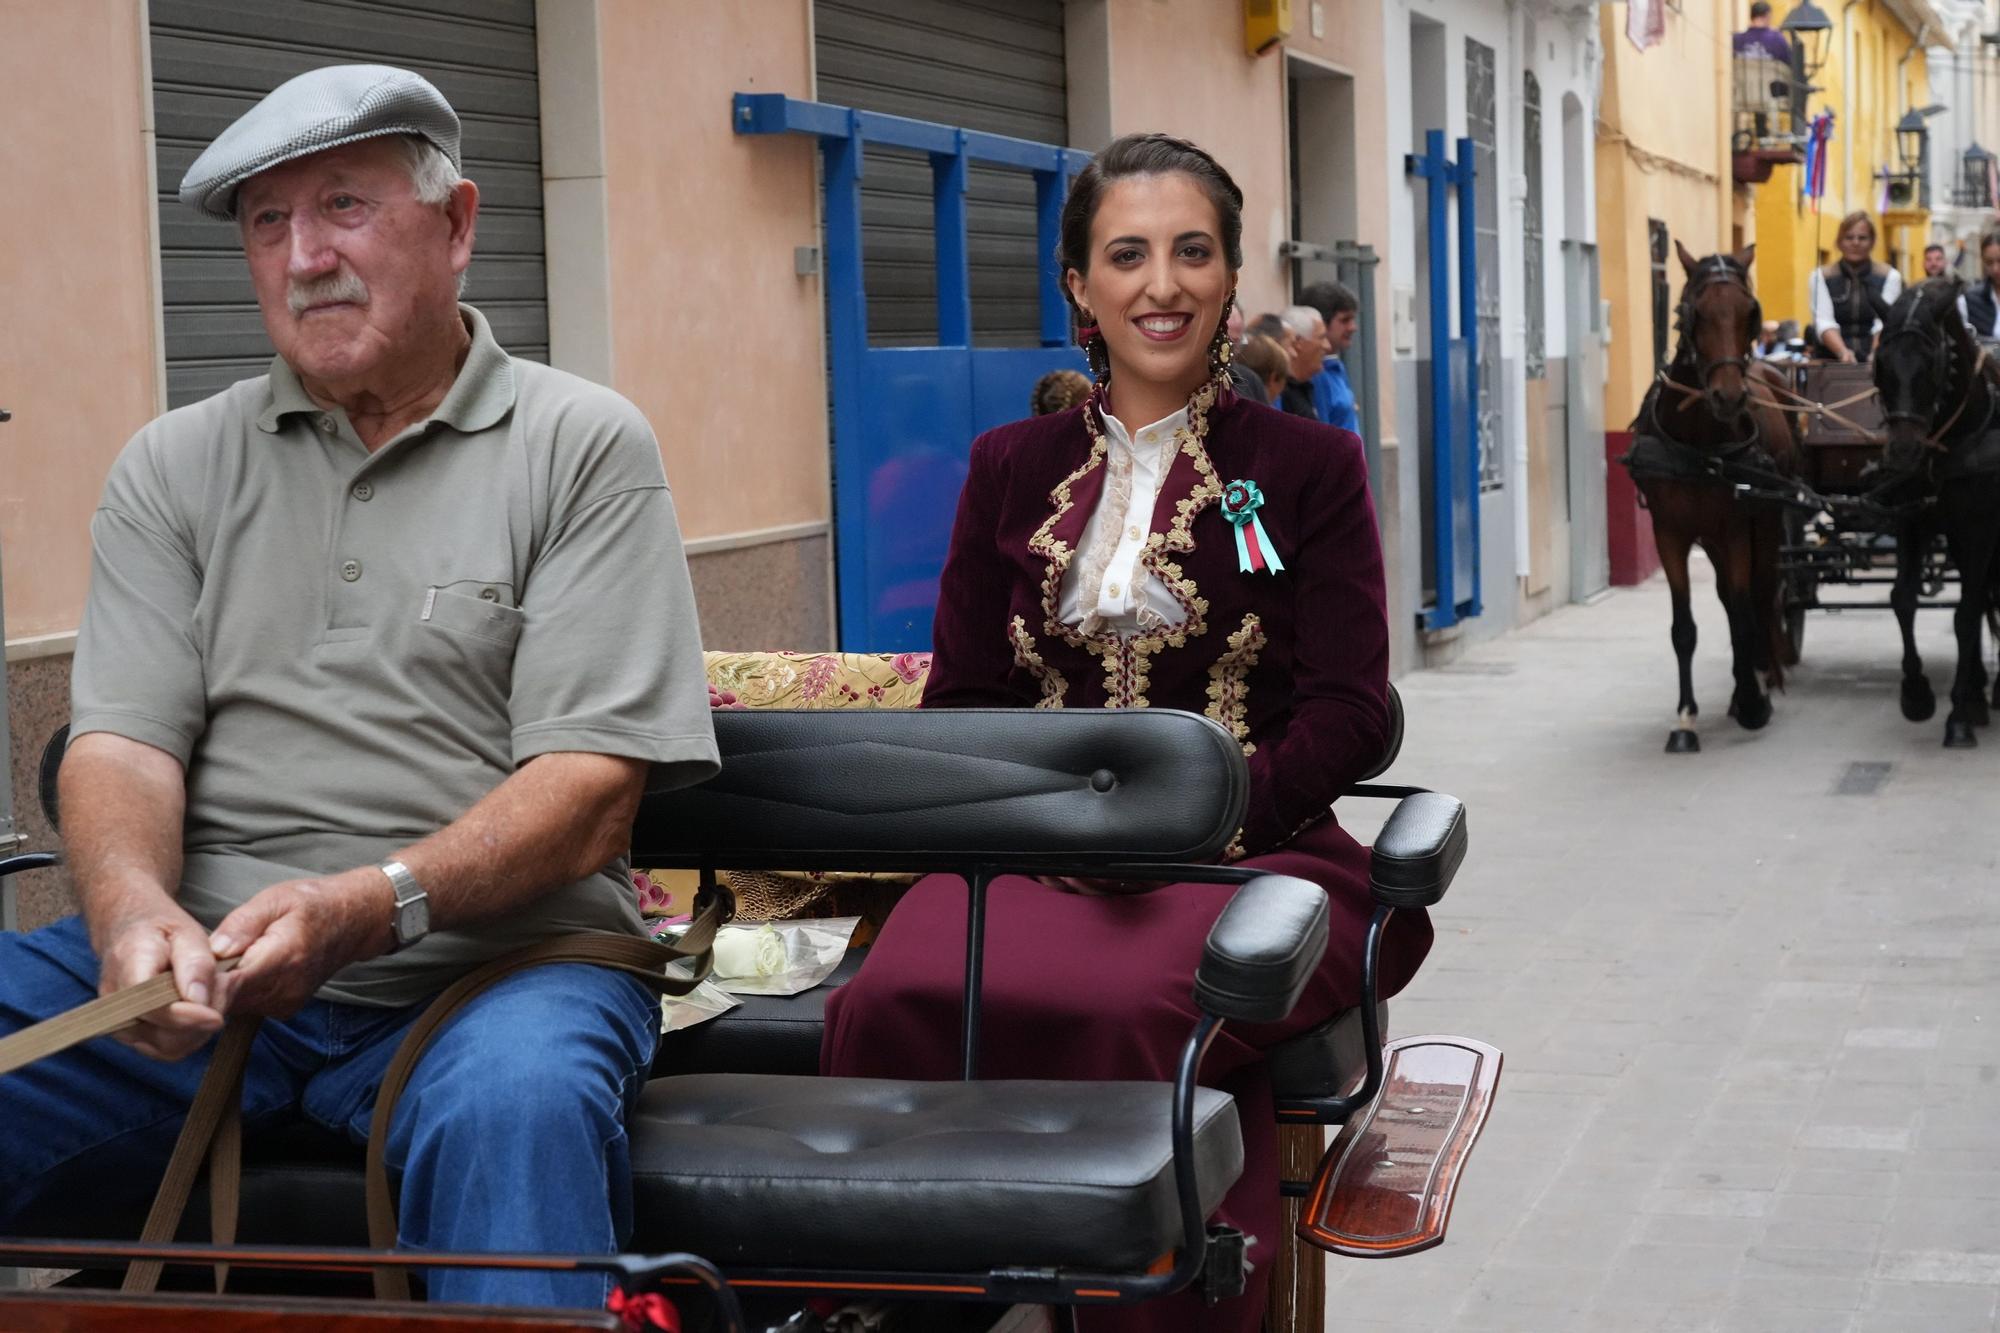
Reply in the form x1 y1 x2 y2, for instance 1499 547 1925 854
255 303 516 435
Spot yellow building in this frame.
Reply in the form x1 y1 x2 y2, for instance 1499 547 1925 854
1753 0 1944 329
1596 0 1736 434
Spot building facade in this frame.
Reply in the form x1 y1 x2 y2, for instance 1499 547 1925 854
1750 0 1945 325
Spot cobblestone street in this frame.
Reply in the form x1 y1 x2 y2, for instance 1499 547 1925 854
1325 555 2000 1332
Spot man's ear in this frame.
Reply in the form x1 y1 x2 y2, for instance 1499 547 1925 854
445 178 480 272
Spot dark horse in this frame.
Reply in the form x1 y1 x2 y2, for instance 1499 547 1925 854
1871 277 2000 747
1624 244 1799 753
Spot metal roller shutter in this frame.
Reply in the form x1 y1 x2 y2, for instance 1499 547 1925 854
814 0 1068 348
150 0 546 409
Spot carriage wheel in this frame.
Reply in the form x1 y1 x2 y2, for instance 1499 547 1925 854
1783 591 1807 666
1780 510 1809 666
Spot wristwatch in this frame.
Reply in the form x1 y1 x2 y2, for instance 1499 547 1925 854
378 860 430 953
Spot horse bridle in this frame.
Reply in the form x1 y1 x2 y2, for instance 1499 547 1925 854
1875 315 1993 453
1671 257 1762 395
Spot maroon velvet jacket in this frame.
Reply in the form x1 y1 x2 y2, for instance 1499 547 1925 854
920 383 1391 859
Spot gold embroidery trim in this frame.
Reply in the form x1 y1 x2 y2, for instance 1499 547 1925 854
1007 615 1069 709
1028 376 1228 709
1205 613 1266 757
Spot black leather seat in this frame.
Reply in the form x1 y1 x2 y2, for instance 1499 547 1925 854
628 1075 1243 1272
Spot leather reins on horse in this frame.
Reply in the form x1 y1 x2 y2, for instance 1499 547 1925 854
0 898 726 1301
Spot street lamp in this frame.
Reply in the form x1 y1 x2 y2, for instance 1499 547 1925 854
1897 110 1929 173
1781 0 1834 80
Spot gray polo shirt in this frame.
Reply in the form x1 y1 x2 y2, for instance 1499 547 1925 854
72 306 719 1007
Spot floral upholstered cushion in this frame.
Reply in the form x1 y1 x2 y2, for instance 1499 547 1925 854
632 651 933 930
705 650 931 710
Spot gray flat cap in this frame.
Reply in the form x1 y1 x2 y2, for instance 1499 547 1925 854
179 64 460 221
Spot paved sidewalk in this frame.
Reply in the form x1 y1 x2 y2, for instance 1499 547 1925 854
1322 556 2000 1332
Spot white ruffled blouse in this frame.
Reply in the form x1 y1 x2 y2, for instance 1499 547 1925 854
1055 405 1192 635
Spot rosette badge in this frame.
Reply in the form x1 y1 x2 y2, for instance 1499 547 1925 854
1221 479 1285 575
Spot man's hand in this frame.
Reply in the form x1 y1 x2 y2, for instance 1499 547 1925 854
92 900 224 1062
210 867 393 1017
1838 348 1858 364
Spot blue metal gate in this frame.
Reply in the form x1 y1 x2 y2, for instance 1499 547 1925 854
1405 129 1482 631
734 94 1088 651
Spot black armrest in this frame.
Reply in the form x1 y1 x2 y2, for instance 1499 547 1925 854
1369 791 1467 909
1192 875 1329 1024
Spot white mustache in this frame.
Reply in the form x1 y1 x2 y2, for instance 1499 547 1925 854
287 270 369 315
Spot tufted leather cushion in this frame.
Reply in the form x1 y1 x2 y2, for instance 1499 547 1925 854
628 1074 1242 1273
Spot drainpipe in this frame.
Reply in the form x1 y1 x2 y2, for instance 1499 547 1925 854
1897 25 1928 222
1843 0 1864 215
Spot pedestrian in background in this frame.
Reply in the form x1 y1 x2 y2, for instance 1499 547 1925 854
1278 305 1326 420
1030 368 1092 416
1234 332 1290 405
1300 280 1362 434
1923 243 1949 278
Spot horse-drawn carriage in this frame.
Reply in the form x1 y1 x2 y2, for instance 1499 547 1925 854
0 665 1499 1333
1625 254 2000 751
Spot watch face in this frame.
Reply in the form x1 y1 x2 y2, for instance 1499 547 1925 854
395 898 429 945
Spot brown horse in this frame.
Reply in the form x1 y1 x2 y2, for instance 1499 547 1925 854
1624 243 1799 753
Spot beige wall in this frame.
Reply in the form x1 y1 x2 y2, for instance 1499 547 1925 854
0 0 161 640
1102 2 1292 319
595 0 830 544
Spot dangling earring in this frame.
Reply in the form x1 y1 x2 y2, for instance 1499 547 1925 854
1075 305 1109 384
1209 291 1237 379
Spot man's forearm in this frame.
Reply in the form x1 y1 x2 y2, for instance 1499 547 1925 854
384 751 648 937
58 732 189 943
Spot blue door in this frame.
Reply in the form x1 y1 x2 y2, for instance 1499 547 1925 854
735 95 1088 651
1406 129 1483 630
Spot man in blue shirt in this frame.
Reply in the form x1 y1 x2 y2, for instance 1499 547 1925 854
1300 281 1361 435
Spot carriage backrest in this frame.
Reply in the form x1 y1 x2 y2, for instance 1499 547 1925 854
632 707 1249 873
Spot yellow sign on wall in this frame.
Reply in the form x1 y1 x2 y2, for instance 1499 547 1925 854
1245 0 1293 56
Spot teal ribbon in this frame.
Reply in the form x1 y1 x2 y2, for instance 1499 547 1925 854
1221 479 1284 574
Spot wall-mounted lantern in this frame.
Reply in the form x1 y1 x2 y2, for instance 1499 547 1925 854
1781 0 1834 81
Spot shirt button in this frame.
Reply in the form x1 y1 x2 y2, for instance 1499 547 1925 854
477 587 500 602
319 415 337 434
351 482 373 502
1140 431 1157 444
340 559 362 582
1127 525 1142 540
1107 583 1121 597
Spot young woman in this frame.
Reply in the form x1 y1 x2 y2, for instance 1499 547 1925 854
1808 210 1903 361
820 133 1434 1333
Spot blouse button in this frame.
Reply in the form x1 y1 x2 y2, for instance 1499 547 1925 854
1127 525 1142 540
1107 583 1121 597
1140 431 1157 445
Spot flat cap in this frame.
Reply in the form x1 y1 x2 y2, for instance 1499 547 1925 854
179 64 460 221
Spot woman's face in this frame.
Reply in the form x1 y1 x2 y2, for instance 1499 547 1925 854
1066 172 1234 402
1838 222 1875 264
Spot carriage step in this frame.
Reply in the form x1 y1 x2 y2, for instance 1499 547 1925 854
1295 1035 1502 1259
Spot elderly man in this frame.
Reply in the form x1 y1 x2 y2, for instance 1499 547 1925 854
0 65 717 1310
1299 281 1362 435
1276 305 1327 421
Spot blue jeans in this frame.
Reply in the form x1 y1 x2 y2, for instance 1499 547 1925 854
0 915 659 1310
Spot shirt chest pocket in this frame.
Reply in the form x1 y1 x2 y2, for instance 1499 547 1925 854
419 586 525 649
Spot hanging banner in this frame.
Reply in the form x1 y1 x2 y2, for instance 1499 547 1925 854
1626 0 1665 52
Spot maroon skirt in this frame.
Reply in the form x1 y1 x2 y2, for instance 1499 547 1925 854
820 816 1434 1333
